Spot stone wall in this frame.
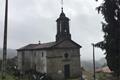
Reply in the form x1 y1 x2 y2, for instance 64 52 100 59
35 50 47 73
17 50 33 71
17 51 22 70
17 50 47 73
46 48 81 80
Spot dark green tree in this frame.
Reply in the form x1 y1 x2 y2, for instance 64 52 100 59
95 0 120 78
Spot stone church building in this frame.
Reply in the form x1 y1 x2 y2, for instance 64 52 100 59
17 9 82 80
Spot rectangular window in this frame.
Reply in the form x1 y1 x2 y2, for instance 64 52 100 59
22 51 25 66
34 52 36 56
42 52 44 57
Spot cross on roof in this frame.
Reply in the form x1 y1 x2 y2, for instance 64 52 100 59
61 0 64 12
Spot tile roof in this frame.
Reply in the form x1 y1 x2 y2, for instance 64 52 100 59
17 39 81 51
96 66 112 73
17 42 56 51
34 42 56 49
17 44 39 50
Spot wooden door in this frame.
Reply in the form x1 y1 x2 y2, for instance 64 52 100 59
64 64 70 79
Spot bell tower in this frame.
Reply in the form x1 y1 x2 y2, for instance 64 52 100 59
56 1 71 42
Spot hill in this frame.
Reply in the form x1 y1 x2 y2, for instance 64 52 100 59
0 48 17 59
81 58 106 71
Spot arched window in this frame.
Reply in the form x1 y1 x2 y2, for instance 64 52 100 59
64 29 67 33
64 53 69 58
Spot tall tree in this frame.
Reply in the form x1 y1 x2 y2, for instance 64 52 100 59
95 0 120 78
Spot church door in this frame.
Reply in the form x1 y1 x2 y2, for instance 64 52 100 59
64 64 70 79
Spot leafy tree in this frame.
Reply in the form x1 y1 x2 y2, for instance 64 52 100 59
95 0 120 78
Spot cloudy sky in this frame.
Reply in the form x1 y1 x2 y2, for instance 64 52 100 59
0 0 105 60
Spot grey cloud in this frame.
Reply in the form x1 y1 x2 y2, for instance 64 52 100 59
0 0 104 60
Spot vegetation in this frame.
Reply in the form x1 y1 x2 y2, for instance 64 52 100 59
0 73 15 80
95 0 120 78
0 57 52 80
96 72 109 80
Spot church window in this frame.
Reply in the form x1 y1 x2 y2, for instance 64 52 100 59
64 29 67 33
42 52 44 57
34 52 36 56
33 64 36 70
22 51 25 65
60 23 62 32
64 53 69 58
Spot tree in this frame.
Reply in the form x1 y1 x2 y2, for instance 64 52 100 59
95 0 120 78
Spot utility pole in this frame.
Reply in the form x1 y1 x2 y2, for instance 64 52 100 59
92 43 96 80
2 0 8 79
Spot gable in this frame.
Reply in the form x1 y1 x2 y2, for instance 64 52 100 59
53 40 81 48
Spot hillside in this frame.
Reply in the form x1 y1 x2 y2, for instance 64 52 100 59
0 48 17 59
81 58 106 71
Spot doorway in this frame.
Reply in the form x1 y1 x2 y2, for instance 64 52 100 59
64 64 70 79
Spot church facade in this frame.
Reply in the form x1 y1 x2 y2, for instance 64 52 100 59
17 9 82 80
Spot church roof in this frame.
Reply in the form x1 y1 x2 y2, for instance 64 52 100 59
35 42 56 49
18 44 39 50
17 39 81 51
17 42 55 51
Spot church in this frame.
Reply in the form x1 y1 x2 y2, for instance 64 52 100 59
17 7 82 80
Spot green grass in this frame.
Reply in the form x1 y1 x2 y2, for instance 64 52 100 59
0 74 30 80
82 70 93 80
0 74 15 80
67 78 79 80
96 72 109 80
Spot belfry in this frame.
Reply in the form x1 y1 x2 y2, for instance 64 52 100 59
56 8 71 41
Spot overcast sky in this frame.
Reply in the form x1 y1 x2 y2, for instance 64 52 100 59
0 0 105 60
